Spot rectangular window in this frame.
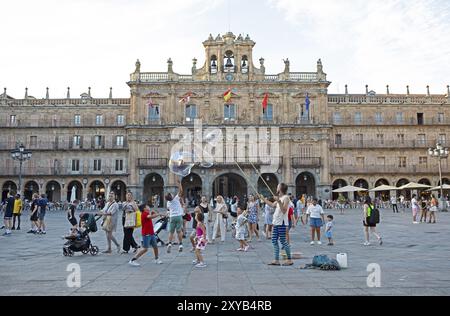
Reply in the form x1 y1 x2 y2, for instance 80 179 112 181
354 112 362 124
117 115 125 125
93 159 102 171
417 134 426 146
10 115 17 125
224 104 236 121
419 157 428 165
115 159 124 171
73 135 81 147
71 160 80 172
95 115 103 125
148 106 160 122
335 134 342 145
333 112 341 124
74 115 81 126
397 134 405 144
356 157 365 166
399 157 407 168
438 113 445 124
356 134 363 145
377 157 386 166
376 134 384 145
375 112 383 124
439 134 447 145
396 112 404 124
94 135 103 148
116 135 124 147
146 145 160 159
185 104 197 122
30 136 37 147
417 113 424 125
263 104 273 122
335 157 344 166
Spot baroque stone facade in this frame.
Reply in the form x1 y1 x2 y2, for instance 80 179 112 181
1 32 449 204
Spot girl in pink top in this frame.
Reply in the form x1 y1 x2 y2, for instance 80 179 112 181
193 212 207 268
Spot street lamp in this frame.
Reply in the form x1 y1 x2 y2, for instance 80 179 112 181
10 144 32 196
428 143 449 211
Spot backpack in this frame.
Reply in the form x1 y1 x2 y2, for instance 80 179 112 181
311 255 341 271
368 205 380 225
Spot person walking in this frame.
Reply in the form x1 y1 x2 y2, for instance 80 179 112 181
363 196 383 246
129 204 163 266
121 192 140 254
411 194 420 224
247 194 260 242
2 192 15 236
261 183 293 266
199 196 212 243
429 195 438 224
192 212 208 268
27 193 40 234
12 194 23 230
235 208 250 252
165 179 185 253
264 198 275 240
67 199 79 231
99 192 121 254
37 194 48 235
212 196 228 243
391 196 399 213
305 198 325 245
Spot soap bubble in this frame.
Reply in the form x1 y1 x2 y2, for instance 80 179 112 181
168 151 195 177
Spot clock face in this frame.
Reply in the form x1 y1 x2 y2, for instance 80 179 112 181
225 74 234 82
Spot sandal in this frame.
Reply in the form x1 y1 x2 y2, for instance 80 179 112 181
268 262 281 266
282 261 294 266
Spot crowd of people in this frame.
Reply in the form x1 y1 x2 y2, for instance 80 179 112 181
4 182 446 269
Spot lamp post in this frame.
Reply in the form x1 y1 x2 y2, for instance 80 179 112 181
428 143 449 211
10 144 32 196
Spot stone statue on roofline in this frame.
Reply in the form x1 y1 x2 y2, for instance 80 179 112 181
283 58 290 73
135 59 141 73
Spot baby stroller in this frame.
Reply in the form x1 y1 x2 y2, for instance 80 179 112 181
63 213 100 257
153 215 169 246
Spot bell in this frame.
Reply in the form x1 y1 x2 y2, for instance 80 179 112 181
225 57 233 68
242 60 247 68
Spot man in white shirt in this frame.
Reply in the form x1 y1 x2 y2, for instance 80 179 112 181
165 179 185 253
391 196 399 213
305 199 325 245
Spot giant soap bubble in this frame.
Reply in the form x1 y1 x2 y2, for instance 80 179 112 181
169 151 195 177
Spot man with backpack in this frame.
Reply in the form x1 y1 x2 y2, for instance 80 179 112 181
363 196 383 246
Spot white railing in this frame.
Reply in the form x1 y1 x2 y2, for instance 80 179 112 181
329 94 449 105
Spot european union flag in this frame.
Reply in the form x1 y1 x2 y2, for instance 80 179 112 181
305 94 311 112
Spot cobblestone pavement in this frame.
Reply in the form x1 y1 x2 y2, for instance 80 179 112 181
1 209 449 296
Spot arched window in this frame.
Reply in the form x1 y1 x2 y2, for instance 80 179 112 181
223 51 235 73
210 55 218 74
241 55 249 74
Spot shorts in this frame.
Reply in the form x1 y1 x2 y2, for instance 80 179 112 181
30 213 38 221
38 210 46 221
169 216 183 234
325 231 333 239
310 218 323 228
430 206 438 213
68 218 78 226
4 214 12 220
363 218 376 228
142 235 158 249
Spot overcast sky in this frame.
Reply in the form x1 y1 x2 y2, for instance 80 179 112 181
1 0 449 98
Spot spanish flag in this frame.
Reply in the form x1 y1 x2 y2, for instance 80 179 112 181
223 88 232 103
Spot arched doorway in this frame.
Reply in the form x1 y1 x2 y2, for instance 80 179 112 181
212 173 248 203
24 181 39 201
419 178 432 198
295 172 316 199
257 174 279 198
354 179 369 200
67 181 82 202
89 181 105 201
182 173 202 207
45 181 61 202
143 174 164 208
332 179 348 200
374 179 390 201
111 181 127 202
2 181 17 202
397 178 410 199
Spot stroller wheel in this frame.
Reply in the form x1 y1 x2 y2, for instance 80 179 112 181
90 246 99 256
67 249 74 257
63 248 68 257
81 249 89 255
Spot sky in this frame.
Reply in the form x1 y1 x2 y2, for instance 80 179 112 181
1 0 449 98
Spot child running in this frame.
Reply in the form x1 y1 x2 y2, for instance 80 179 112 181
129 204 163 266
236 208 250 252
193 212 207 268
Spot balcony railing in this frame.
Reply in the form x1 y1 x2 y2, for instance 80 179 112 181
0 141 128 151
328 94 449 105
0 118 128 128
331 140 447 149
330 116 450 126
0 166 128 176
213 157 283 168
330 164 450 175
292 157 321 168
0 98 130 107
138 159 168 169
